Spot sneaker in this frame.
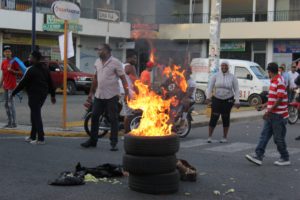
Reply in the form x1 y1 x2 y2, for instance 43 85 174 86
25 137 34 143
220 138 228 143
295 136 300 141
30 140 46 145
207 137 212 143
274 159 291 166
80 140 97 148
110 145 118 151
11 123 17 128
245 154 262 166
2 124 12 128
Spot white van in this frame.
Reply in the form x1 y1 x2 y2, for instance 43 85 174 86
190 58 270 106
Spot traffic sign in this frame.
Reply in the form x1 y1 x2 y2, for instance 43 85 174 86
52 1 80 20
97 9 120 23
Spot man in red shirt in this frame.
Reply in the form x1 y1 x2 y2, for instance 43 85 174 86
140 61 154 87
246 62 290 166
0 45 20 128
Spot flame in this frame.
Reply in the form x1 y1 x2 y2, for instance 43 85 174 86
163 65 188 92
149 49 156 63
128 80 175 136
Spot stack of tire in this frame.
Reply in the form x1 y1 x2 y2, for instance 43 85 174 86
123 133 180 194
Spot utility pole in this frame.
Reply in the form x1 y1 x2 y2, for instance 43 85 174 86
31 0 36 51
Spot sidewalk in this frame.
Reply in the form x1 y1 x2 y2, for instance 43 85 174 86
0 108 263 137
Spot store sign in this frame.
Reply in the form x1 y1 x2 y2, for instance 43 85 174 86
274 40 300 53
97 9 120 23
3 34 58 46
118 42 135 49
43 14 82 32
131 24 159 39
221 41 246 52
51 1 80 20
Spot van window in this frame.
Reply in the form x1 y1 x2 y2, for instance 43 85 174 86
49 63 60 72
250 65 269 79
235 67 251 79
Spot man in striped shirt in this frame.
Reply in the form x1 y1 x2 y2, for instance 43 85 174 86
246 62 290 166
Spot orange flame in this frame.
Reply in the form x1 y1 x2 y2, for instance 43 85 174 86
128 80 176 136
163 65 188 93
149 49 155 63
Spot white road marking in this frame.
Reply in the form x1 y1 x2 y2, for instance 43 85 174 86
205 142 256 153
181 139 210 148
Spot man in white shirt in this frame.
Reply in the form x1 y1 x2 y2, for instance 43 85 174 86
288 63 299 102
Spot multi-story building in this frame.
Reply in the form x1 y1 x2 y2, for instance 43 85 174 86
1 0 300 73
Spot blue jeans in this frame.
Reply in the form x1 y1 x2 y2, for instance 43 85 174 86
255 113 289 160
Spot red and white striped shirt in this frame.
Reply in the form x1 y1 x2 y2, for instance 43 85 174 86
267 74 289 118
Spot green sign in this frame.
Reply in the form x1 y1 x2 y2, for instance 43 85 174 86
43 23 82 32
221 41 246 52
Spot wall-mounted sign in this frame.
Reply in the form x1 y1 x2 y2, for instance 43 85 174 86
221 41 246 52
131 24 159 39
97 8 120 23
274 40 300 53
51 1 80 20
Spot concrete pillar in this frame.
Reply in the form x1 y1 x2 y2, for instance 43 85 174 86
201 40 208 58
266 39 273 64
76 36 81 70
122 0 128 22
189 0 193 23
268 0 275 21
252 0 256 22
202 0 210 23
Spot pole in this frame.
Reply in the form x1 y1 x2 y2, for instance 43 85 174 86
105 22 110 44
62 20 68 129
31 0 36 51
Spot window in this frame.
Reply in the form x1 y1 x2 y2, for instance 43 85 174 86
235 67 251 79
49 63 60 72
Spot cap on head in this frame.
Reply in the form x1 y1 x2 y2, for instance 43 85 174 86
146 61 154 68
267 62 278 74
95 44 112 52
221 61 229 66
3 45 11 51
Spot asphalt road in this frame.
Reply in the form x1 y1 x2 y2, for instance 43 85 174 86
0 120 299 200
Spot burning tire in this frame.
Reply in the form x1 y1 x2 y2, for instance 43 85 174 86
124 133 179 156
128 171 179 194
123 154 177 175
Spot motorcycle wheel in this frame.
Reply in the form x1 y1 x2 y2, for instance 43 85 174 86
84 112 109 138
288 105 299 125
129 115 142 130
176 119 191 138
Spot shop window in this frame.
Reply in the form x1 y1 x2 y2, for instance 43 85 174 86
235 67 251 79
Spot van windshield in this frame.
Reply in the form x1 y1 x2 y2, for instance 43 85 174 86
250 65 268 79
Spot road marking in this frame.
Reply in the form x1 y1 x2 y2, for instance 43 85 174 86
205 142 256 153
181 139 209 148
265 148 300 158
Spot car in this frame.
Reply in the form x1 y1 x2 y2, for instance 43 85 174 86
41 60 94 95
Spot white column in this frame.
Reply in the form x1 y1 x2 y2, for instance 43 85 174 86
252 0 256 22
202 0 210 23
122 0 128 22
268 0 275 21
266 39 273 64
76 36 81 70
189 0 193 23
201 40 208 58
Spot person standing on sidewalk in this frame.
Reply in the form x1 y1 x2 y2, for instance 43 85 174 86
81 44 128 151
205 61 240 143
12 51 56 144
0 45 21 128
287 63 299 102
245 62 290 166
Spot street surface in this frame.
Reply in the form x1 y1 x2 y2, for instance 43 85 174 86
0 120 299 200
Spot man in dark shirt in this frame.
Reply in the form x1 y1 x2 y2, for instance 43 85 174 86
12 51 56 144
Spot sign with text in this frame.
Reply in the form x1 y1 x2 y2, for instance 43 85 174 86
52 1 80 20
97 8 120 23
221 41 246 52
43 14 82 32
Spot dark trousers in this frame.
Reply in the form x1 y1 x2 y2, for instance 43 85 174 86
209 96 234 128
28 94 47 141
90 96 119 146
255 113 289 160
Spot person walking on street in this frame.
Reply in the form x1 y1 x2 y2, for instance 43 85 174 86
245 62 290 166
12 51 56 144
288 63 299 102
206 61 240 143
0 45 21 128
81 44 128 151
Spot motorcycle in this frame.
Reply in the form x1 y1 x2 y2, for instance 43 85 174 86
288 88 300 124
171 103 194 138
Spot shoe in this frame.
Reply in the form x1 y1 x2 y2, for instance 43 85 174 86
207 137 212 143
274 159 291 166
295 136 300 140
110 145 118 151
11 123 17 128
30 140 46 145
25 137 34 143
245 154 262 166
220 138 228 143
2 124 12 128
81 140 97 148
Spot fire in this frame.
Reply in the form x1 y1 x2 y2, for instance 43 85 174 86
149 49 156 63
163 65 188 93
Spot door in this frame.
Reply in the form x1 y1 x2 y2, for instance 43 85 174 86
253 52 266 70
234 66 253 101
49 62 63 89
